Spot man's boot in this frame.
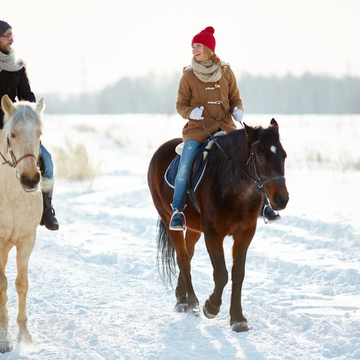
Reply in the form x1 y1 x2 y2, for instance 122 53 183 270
40 192 59 231
40 178 59 231
259 196 281 223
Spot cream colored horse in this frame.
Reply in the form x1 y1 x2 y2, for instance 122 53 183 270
0 95 44 353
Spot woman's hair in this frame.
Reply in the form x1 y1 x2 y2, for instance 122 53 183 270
203 46 229 74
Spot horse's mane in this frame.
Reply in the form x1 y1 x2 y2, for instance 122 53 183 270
3 102 43 135
206 128 249 174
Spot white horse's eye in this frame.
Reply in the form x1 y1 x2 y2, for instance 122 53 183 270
270 145 277 154
11 133 16 138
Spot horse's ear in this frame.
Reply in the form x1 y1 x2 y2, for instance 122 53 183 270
244 122 256 140
1 95 15 117
243 122 252 136
270 118 279 131
36 98 46 114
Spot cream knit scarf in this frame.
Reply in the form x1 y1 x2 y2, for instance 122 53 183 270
0 50 24 73
191 57 222 83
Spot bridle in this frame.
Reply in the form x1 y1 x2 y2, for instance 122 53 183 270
0 136 39 169
241 140 285 188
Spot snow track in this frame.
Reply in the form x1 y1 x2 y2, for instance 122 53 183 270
3 115 359 359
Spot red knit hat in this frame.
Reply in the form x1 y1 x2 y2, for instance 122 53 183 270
192 26 216 53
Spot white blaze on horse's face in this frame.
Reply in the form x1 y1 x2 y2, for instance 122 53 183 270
270 145 277 154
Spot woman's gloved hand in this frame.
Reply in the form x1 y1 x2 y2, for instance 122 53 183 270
232 107 244 122
189 106 204 120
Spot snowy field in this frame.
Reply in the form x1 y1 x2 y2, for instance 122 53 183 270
2 113 360 360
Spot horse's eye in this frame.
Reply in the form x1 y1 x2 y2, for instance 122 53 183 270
257 155 265 163
10 133 16 139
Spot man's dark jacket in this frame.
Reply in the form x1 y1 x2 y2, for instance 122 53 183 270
0 66 35 128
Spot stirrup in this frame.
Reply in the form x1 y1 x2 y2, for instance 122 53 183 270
169 210 186 231
261 204 281 224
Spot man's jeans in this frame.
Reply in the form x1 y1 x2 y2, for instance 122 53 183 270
41 144 54 179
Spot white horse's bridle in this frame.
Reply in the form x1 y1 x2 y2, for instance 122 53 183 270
0 136 39 168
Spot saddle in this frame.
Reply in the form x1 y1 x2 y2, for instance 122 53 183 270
164 131 226 212
165 149 207 192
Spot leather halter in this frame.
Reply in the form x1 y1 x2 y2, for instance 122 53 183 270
0 136 39 168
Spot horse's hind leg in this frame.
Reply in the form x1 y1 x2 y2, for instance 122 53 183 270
15 239 35 343
170 231 200 315
175 230 201 312
0 242 12 353
203 232 228 319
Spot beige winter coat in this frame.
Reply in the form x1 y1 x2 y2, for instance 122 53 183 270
176 66 244 142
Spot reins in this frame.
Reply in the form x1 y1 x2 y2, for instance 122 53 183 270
198 120 230 160
199 106 231 159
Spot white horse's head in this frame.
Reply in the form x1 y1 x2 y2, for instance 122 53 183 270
1 95 44 192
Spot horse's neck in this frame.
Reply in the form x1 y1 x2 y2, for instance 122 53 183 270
208 147 254 198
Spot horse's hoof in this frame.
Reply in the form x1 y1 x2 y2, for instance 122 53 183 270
0 344 13 354
175 302 188 313
203 299 220 319
231 321 250 332
188 306 201 318
17 327 33 344
0 330 13 354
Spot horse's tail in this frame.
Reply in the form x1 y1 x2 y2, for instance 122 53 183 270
156 218 177 285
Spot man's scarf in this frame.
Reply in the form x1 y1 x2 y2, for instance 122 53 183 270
0 50 24 73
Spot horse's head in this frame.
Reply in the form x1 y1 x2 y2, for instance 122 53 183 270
244 118 289 211
1 95 44 192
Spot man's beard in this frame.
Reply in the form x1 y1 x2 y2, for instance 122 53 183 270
0 44 10 54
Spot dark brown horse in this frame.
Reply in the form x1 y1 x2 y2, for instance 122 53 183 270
147 119 289 332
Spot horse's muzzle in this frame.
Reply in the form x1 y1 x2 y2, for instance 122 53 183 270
264 177 289 211
20 173 41 192
271 192 289 211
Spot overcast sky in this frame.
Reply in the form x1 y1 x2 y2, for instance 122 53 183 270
2 0 360 96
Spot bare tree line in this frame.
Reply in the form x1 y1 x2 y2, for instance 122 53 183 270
42 72 360 115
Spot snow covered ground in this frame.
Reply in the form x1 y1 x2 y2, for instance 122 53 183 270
3 114 360 359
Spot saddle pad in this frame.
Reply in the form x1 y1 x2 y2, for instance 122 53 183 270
164 153 207 193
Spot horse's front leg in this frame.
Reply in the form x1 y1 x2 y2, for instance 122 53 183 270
0 242 12 353
203 232 228 319
15 239 35 344
230 227 256 332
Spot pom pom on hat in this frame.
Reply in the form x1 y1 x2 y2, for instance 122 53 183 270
192 26 216 52
204 26 215 35
0 20 11 37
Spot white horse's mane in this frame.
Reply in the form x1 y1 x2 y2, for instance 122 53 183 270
3 102 43 134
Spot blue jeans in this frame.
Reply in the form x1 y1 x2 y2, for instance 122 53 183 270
41 144 54 179
172 139 201 210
